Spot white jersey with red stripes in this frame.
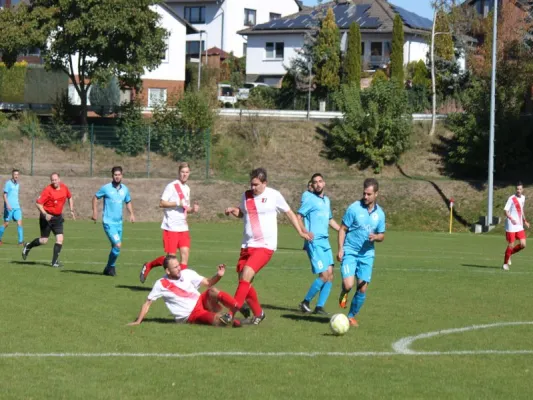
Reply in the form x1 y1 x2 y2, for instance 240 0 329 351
160 180 190 232
239 187 291 251
147 269 204 322
504 194 526 233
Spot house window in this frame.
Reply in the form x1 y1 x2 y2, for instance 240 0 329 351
361 42 365 56
184 6 205 24
265 42 284 59
22 47 41 57
162 38 169 63
186 40 205 58
244 8 256 26
269 13 281 21
148 88 167 107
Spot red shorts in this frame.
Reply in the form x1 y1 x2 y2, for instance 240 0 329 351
506 230 526 243
236 247 274 274
163 230 191 254
187 291 216 325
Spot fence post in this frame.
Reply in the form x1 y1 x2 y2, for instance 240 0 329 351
89 124 94 177
30 122 35 176
205 128 210 180
147 125 151 178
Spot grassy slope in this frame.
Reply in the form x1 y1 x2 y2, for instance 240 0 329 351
0 118 524 232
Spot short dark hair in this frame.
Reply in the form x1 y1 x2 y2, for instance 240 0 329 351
364 178 379 192
311 173 323 181
163 255 178 269
250 168 267 183
517 181 524 187
111 166 123 175
50 172 60 178
12 169 19 174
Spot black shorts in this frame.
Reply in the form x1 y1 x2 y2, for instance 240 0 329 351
39 214 64 238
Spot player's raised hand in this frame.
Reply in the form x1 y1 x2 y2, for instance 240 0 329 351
217 264 226 276
224 207 233 216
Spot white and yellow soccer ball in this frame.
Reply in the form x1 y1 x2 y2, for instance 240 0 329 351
329 313 350 336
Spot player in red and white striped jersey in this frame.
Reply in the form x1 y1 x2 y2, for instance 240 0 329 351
128 256 240 327
140 162 199 283
223 168 313 325
503 182 529 271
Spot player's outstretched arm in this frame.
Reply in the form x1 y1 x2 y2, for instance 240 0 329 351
128 299 153 326
337 224 348 261
329 218 341 232
202 264 225 287
224 207 243 218
285 209 313 241
127 202 135 223
91 196 99 221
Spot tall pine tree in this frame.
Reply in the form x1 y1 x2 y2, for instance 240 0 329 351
313 7 340 99
343 22 361 85
390 14 404 83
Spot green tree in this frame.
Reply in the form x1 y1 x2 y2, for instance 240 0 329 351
390 14 404 83
89 76 121 116
0 4 51 68
313 7 340 99
343 22 361 85
434 10 454 61
30 0 168 131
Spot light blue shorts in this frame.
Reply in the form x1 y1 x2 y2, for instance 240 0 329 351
103 223 123 246
305 240 334 274
4 208 22 222
340 253 374 282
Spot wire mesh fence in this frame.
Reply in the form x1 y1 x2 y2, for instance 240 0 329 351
0 123 212 179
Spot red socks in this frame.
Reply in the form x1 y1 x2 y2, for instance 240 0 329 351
146 255 166 269
246 286 262 317
512 244 523 254
217 291 238 311
505 244 524 263
233 280 251 309
180 263 188 270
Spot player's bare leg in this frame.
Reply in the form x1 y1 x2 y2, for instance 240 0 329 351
339 275 355 308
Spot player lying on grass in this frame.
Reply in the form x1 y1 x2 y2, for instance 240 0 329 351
128 256 242 327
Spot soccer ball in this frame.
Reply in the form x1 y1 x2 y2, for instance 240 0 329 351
329 313 350 336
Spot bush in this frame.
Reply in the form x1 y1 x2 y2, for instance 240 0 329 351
0 61 27 103
329 80 412 172
89 76 121 117
151 89 214 161
116 99 146 156
406 84 430 113
18 110 43 138
246 86 277 109
43 93 82 150
371 69 388 86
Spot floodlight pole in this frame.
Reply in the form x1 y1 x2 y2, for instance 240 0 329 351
198 30 204 91
487 0 498 227
307 60 312 120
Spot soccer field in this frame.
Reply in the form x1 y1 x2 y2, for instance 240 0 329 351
1 221 532 399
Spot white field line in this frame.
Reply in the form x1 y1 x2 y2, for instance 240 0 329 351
392 321 533 355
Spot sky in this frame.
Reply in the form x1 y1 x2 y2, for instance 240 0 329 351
301 0 435 20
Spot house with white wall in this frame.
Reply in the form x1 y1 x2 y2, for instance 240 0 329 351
165 0 303 59
69 3 197 108
240 0 432 86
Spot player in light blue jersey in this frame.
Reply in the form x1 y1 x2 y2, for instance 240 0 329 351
337 178 385 327
92 166 135 276
297 173 340 315
0 169 24 245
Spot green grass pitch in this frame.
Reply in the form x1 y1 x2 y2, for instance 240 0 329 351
1 221 532 399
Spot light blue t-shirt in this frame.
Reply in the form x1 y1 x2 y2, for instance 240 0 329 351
95 183 131 225
342 200 386 256
3 179 20 209
298 192 333 240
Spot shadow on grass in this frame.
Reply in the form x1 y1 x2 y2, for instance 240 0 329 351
462 263 500 270
281 314 329 324
397 165 470 227
277 246 304 251
10 260 50 267
116 284 151 292
61 269 103 275
262 303 299 312
142 318 176 324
